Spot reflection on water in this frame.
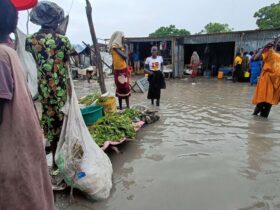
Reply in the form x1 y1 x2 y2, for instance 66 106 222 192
57 78 280 210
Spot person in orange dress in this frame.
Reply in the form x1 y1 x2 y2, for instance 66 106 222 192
252 39 280 118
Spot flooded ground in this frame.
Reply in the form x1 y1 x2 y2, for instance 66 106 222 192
56 77 280 210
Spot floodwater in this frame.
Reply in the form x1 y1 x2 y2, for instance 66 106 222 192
56 78 280 210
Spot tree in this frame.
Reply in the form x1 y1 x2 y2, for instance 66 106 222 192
202 22 233 34
254 2 280 29
149 25 191 37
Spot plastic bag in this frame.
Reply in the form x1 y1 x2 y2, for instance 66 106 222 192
56 78 113 200
16 29 38 98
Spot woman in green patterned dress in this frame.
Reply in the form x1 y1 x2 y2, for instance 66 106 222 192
25 1 71 168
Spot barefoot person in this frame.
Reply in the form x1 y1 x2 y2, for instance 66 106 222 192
109 31 131 110
190 51 200 83
25 1 72 168
0 0 54 209
145 46 166 106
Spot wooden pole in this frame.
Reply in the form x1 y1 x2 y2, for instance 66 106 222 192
85 0 107 94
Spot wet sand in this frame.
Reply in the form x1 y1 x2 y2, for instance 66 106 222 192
56 77 280 210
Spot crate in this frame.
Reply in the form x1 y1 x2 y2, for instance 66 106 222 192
81 105 103 126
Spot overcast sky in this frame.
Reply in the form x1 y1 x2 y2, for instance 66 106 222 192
18 0 277 44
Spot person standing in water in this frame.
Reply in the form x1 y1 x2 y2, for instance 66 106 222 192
108 31 131 110
145 46 166 106
190 51 200 83
252 39 280 118
249 50 262 85
0 0 54 209
233 52 242 82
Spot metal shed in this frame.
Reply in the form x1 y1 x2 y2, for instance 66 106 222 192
127 28 280 78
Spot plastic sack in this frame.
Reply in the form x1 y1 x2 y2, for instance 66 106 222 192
56 78 113 200
16 28 38 98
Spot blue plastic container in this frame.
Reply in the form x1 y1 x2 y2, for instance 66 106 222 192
81 105 103 126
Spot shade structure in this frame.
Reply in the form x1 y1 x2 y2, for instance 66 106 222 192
10 0 38 10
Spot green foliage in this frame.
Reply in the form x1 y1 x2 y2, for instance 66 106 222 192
202 22 233 34
149 25 191 37
254 2 280 29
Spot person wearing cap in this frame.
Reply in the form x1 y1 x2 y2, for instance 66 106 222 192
0 0 54 209
25 1 72 168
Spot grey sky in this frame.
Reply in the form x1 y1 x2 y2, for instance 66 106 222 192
18 0 277 44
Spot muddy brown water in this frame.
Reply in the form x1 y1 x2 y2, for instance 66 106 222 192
55 78 280 210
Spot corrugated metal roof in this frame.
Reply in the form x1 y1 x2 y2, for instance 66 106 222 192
125 28 280 44
184 29 280 44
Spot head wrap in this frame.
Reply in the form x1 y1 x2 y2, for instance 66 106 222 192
191 51 200 64
30 1 64 29
108 31 124 52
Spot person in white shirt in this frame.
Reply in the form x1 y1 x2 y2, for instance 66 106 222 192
144 46 166 106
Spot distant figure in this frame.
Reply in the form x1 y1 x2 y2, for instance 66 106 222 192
249 50 262 85
252 39 280 118
133 51 140 74
241 52 250 80
0 0 54 209
145 46 166 106
108 31 131 110
190 51 200 82
233 52 242 82
25 1 72 168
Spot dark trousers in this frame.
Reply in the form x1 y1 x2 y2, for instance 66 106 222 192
253 102 272 118
233 64 241 82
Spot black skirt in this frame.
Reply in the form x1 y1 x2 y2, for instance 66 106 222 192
147 71 166 100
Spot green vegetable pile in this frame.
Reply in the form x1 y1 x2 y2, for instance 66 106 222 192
79 93 101 106
121 108 142 120
79 93 110 106
88 114 136 146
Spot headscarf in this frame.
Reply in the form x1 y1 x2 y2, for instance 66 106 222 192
108 31 124 52
30 1 64 29
191 51 200 65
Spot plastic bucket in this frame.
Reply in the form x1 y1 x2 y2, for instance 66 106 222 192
81 105 103 126
218 71 224 79
98 96 117 113
244 71 250 78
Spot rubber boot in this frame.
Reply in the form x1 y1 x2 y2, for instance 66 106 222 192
260 103 272 118
253 105 261 116
151 99 154 105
